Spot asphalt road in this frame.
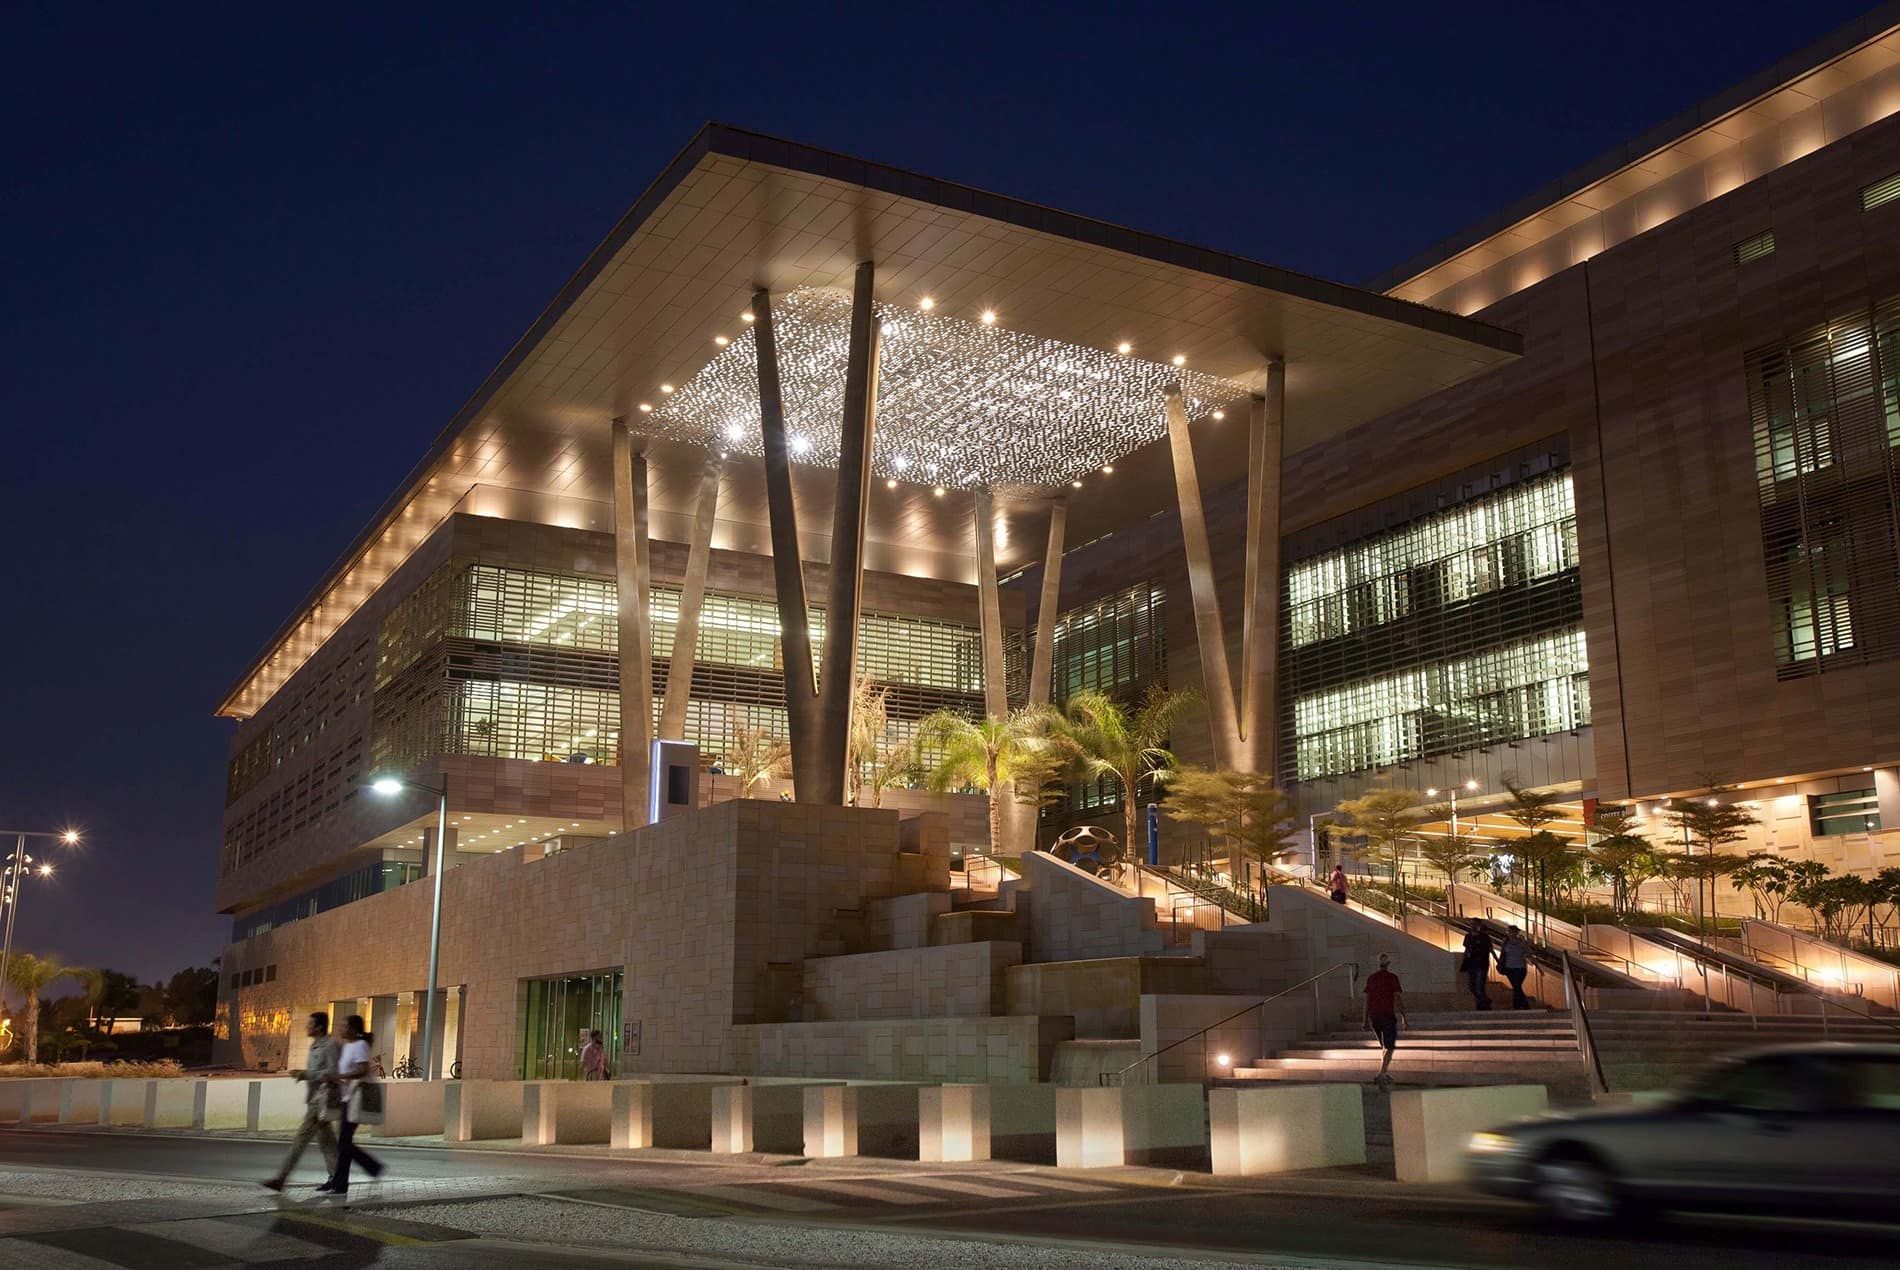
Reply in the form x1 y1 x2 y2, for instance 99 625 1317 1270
2 1128 1898 1269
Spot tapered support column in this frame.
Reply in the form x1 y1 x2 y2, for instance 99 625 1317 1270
1027 495 1068 707
754 289 822 796
1240 369 1283 777
1163 374 1282 775
658 453 723 741
1164 385 1242 768
753 262 881 804
613 419 654 828
973 489 1009 719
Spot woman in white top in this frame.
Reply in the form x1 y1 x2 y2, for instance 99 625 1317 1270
319 1014 385 1194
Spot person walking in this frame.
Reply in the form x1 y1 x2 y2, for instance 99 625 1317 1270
261 1012 339 1191
1362 952 1406 1087
1499 926 1532 1010
1461 925 1495 1010
578 1029 609 1080
1328 864 1350 905
319 1015 384 1195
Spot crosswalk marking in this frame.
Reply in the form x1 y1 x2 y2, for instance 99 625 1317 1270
128 1218 330 1263
863 1174 1064 1199
682 1183 839 1213
687 1169 1123 1213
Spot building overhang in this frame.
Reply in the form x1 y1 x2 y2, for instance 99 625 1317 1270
219 124 1521 720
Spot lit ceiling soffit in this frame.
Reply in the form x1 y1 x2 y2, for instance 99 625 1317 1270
650 288 1251 490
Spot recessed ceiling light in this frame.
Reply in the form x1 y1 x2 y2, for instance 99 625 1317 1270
1212 410 1225 421
1101 464 1114 474
1172 354 1186 367
714 335 729 346
1071 479 1084 488
724 423 744 443
638 403 653 413
885 478 897 489
919 297 935 310
740 311 755 323
893 454 910 472
980 310 996 325
932 486 946 497
791 435 812 455
660 383 674 394
1117 342 1131 355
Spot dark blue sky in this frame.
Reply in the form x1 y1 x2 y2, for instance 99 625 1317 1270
1 2 1877 980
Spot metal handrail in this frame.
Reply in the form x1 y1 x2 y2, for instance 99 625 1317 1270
1133 860 1261 925
1561 951 1609 1095
1099 960 1360 1086
1654 934 1900 1036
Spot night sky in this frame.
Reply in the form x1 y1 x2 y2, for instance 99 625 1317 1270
3 2 1877 982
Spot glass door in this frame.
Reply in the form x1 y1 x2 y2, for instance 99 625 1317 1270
517 969 623 1079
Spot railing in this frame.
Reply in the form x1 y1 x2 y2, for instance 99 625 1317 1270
1561 951 1609 1095
1646 930 1900 1035
1098 961 1361 1087
1151 861 1265 924
951 851 1009 892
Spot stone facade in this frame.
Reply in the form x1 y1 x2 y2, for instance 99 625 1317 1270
1019 852 1164 961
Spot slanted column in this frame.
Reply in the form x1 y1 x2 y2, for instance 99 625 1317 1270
812 260 882 802
613 418 654 828
1164 385 1242 768
1027 495 1068 707
1239 367 1283 777
754 288 822 797
658 453 722 741
973 488 1008 718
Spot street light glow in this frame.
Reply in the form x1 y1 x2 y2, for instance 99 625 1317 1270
36 865 51 878
371 778 405 796
59 830 79 845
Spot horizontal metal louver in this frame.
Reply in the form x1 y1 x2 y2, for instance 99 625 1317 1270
1862 172 1900 212
1733 230 1776 264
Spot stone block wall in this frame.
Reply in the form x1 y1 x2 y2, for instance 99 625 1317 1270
729 1015 1073 1083
1020 852 1163 962
866 893 951 951
803 942 1021 1021
1005 957 1209 1039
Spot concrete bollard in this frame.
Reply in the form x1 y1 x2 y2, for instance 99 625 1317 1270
100 1079 152 1127
920 1084 991 1163
611 1081 653 1150
523 1082 612 1146
803 1086 858 1158
1209 1086 1366 1176
145 1080 200 1129
197 1078 256 1130
0 1079 62 1125
1056 1085 1206 1169
370 1080 446 1139
710 1085 755 1154
644 1076 742 1150
445 1080 525 1142
254 1078 306 1130
1389 1084 1549 1183
58 1080 104 1125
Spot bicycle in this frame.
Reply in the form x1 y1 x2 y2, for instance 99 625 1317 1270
391 1054 421 1079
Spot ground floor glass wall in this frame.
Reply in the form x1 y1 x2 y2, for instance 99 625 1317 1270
517 969 623 1080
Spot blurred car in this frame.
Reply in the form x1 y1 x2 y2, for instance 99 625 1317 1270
1464 1043 1900 1223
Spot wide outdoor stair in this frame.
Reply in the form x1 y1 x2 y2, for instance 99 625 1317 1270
1229 1010 1595 1100
1590 1008 1900 1089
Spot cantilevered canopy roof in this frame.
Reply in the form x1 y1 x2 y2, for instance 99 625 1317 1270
219 124 1520 719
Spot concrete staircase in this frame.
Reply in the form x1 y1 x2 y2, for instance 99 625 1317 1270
1227 1010 1594 1100
1590 1009 1900 1090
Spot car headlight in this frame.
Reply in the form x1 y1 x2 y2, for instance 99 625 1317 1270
1466 1131 1520 1154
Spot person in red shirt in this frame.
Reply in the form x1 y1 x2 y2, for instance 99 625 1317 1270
1361 953 1406 1086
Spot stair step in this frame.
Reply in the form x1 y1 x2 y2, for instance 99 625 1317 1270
1304 1037 1579 1050
1261 1053 1584 1069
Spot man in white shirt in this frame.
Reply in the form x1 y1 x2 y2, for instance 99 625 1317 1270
319 1014 384 1194
262 1012 339 1191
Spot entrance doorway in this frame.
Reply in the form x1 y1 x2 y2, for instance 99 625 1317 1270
517 969 623 1079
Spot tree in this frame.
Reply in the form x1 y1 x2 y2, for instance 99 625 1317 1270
846 678 923 809
1499 780 1578 941
1799 873 1877 943
1049 688 1197 855
1584 805 1658 916
3 954 80 1063
164 967 219 1027
1729 854 1823 924
1333 786 1426 914
1870 867 1900 940
918 706 1053 857
1163 767 1299 898
1660 782 1759 936
720 721 790 797
1414 812 1492 888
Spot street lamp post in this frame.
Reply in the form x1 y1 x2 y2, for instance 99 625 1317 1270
370 776 450 1081
0 829 79 1011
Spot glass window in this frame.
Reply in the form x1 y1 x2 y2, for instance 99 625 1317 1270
1690 1054 1809 1112
518 970 624 1080
1811 788 1881 836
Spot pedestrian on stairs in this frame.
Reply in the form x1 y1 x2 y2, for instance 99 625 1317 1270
1362 953 1406 1087
1499 927 1532 1009
1461 925 1494 1010
1329 864 1350 905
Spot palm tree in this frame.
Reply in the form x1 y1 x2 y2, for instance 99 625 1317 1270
917 706 1054 856
4 954 80 1064
721 721 789 797
1050 687 1197 857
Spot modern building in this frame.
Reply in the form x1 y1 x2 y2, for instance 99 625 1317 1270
214 9 1900 1077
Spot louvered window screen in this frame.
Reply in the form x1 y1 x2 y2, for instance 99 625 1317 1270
1862 172 1900 212
1747 298 1900 679
1733 230 1776 264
